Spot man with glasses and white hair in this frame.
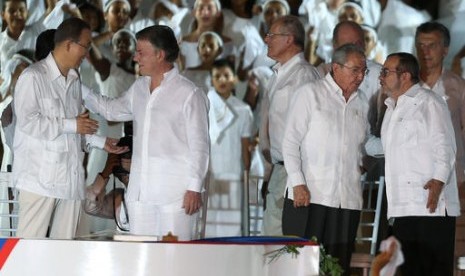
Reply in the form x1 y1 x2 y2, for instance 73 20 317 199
259 14 320 236
282 44 370 275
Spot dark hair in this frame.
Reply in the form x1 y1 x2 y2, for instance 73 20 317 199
273 15 305 50
35 29 56 60
78 2 105 32
415 21 450 47
136 25 179 63
54 17 91 46
2 0 27 12
16 49 35 62
211 58 235 74
387 52 420 84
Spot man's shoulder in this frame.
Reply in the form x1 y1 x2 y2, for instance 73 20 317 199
292 61 320 79
19 59 48 78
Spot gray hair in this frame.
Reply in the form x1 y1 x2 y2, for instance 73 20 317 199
332 43 365 65
273 15 305 50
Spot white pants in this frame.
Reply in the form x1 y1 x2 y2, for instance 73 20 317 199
16 190 81 239
126 199 197 241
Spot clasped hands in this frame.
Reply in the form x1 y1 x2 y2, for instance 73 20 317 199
76 111 129 154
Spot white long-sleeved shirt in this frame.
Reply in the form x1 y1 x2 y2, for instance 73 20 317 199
12 54 105 199
83 67 210 204
382 84 460 218
259 53 320 164
420 69 465 184
282 73 369 210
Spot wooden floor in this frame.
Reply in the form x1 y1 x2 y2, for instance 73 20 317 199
455 184 465 275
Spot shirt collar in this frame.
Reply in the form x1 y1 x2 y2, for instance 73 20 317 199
45 53 79 81
272 52 305 75
385 83 421 108
325 72 361 100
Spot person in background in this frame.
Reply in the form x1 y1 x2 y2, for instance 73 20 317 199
415 22 465 192
182 31 224 93
259 15 320 236
206 58 253 237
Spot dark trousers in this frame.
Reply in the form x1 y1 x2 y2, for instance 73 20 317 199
282 200 360 276
393 216 456 276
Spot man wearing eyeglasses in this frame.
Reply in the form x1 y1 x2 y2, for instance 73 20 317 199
259 15 320 236
12 18 127 239
282 44 370 274
378 52 459 276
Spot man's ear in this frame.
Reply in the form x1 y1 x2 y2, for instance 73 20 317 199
158 49 166 61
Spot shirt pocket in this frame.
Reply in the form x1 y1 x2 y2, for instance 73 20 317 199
392 174 428 205
39 151 68 186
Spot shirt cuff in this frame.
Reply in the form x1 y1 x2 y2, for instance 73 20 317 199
433 166 452 185
288 171 306 187
63 118 76 133
85 135 106 150
187 177 203 192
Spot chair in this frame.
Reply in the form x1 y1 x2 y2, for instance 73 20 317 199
350 176 385 276
242 171 264 236
0 172 18 237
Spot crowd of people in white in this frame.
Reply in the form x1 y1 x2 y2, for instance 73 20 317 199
1 1 465 271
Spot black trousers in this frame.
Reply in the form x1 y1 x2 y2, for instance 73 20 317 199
282 199 360 276
393 216 456 276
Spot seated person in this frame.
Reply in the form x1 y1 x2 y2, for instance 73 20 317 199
84 136 132 230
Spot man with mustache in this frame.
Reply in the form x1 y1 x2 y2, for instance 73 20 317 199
378 52 459 276
282 43 369 274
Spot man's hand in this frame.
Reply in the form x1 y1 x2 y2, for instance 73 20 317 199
292 184 310 208
101 153 120 178
104 137 129 154
76 111 98 135
424 179 444 213
182 190 202 215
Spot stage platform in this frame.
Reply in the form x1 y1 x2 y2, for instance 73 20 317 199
0 235 319 276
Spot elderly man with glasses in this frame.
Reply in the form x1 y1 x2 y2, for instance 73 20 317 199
259 15 320 236
282 43 371 275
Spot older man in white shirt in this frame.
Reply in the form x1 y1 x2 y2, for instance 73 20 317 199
378 52 459 276
84 25 210 241
282 44 369 274
259 15 320 236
